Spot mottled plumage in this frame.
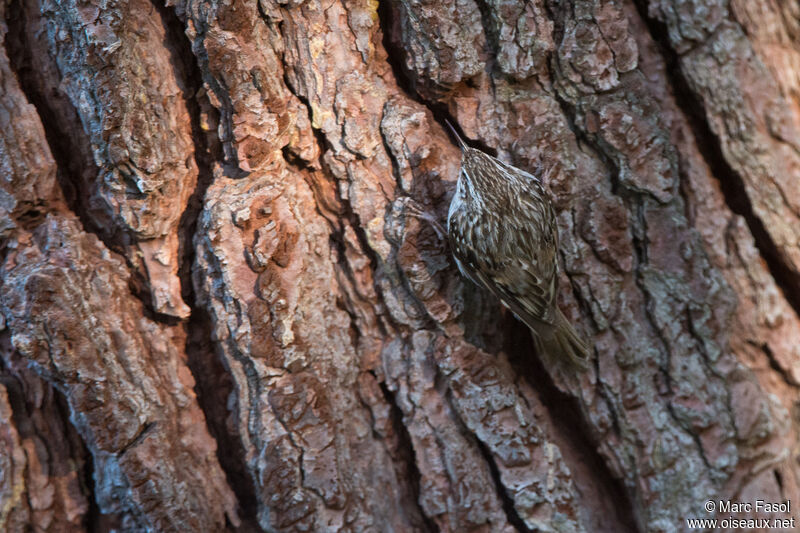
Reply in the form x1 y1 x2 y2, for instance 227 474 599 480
446 126 589 369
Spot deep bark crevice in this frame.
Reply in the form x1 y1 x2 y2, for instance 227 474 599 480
0 355 116 532
473 436 531 533
375 0 426 106
48 386 108 533
4 0 186 327
774 469 784 494
503 317 640 533
119 421 157 457
472 0 500 71
758 341 800 388
152 2 262 530
4 0 101 237
433 368 529 532
631 0 800 319
329 218 397 337
376 377 440 533
82 437 102 533
83 455 130 533
185 307 262 531
376 0 498 157
630 196 716 472
273 23 409 341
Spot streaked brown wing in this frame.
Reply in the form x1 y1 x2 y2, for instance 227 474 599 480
468 264 554 331
450 187 559 326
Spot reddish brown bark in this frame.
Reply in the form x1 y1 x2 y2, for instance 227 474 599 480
1 0 799 531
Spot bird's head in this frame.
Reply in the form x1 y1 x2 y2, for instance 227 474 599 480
445 121 542 213
446 121 485 194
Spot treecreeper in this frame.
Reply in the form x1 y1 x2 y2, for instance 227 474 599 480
445 122 590 370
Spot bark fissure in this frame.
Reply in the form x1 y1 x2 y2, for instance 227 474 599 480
758 341 800 388
503 319 639 533
774 469 784 494
0 351 102 530
4 1 98 236
269 23 404 341
48 382 104 531
152 4 261 528
548 2 725 490
473 437 531 533
82 430 103 532
271 405 315 504
376 0 425 106
431 374 526 532
631 0 800 318
175 12 245 178
4 0 189 327
471 0 500 74
377 124 408 194
119 421 157 457
161 0 251 519
376 0 498 157
546 11 729 525
376 377 441 533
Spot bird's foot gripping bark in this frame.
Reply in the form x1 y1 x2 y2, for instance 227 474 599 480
401 197 447 241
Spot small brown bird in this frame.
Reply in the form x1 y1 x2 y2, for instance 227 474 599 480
445 123 589 369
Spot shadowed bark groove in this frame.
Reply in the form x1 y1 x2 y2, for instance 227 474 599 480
375 378 440 533
474 435 532 533
539 13 713 508
154 2 262 528
631 0 800 318
0 1 239 530
0 351 95 530
4 0 100 240
5 0 193 323
376 0 500 160
503 318 639 533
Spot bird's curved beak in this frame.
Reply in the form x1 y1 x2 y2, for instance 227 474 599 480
444 119 468 152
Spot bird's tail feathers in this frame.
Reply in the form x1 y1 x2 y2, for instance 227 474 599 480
535 309 590 370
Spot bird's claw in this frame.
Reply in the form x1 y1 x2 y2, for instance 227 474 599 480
402 199 447 241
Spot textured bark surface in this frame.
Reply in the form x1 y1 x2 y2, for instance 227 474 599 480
0 0 799 531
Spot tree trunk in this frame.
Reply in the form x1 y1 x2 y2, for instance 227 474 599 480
1 0 799 531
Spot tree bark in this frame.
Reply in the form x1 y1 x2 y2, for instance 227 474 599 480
1 0 799 531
